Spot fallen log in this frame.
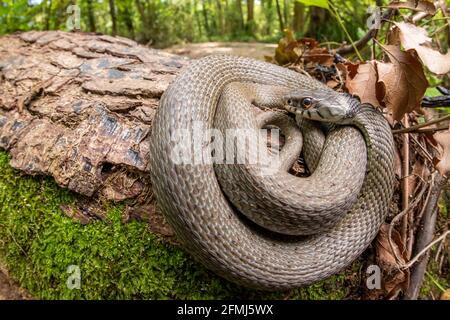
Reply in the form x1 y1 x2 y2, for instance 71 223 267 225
0 31 186 202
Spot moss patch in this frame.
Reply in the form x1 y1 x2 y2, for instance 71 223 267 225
0 151 353 299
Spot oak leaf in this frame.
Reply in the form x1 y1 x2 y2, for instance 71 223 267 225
375 223 409 299
345 61 380 107
377 45 428 121
433 126 450 177
388 0 436 15
395 22 450 75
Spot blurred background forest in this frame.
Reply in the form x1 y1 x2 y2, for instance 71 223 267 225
0 0 382 48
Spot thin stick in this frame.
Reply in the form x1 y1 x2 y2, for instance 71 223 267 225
388 183 428 266
402 231 450 269
329 2 364 61
401 115 410 256
392 114 450 134
407 125 449 134
404 172 447 300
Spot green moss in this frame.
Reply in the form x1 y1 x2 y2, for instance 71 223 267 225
0 151 350 299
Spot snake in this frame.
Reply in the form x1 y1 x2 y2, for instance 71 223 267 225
149 55 395 290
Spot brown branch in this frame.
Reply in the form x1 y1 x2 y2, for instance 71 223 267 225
336 8 395 55
409 125 449 134
401 116 411 256
392 114 450 134
403 172 447 300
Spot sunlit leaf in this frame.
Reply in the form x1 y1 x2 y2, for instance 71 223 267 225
295 0 329 10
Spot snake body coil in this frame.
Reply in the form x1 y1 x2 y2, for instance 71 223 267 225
149 55 395 290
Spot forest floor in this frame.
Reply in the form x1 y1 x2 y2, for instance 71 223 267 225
0 266 31 300
164 41 277 60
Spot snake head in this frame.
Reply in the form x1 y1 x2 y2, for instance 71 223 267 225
283 89 359 124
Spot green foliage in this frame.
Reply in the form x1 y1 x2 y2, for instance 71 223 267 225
0 151 352 299
297 0 329 10
0 0 378 47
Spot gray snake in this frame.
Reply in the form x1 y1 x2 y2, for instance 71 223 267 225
149 55 395 290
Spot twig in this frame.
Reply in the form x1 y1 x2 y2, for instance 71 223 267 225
388 183 428 266
392 114 450 134
409 134 433 163
329 2 364 61
336 8 395 56
401 115 410 256
408 125 449 134
403 172 447 300
403 231 450 270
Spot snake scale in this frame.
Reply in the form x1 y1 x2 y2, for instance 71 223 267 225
149 55 395 290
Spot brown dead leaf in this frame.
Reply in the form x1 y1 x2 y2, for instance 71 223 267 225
304 47 334 67
345 61 380 107
441 289 450 300
377 45 428 121
375 223 410 299
388 0 436 15
408 160 430 193
395 22 450 75
433 126 450 177
326 79 339 88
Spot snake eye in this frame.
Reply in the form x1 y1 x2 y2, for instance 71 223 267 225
301 97 313 109
287 99 293 106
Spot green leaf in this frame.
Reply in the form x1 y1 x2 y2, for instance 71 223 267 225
296 0 329 10
425 87 441 97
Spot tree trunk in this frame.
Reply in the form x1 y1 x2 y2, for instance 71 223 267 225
292 1 305 35
283 0 288 28
109 0 118 36
134 0 151 42
275 0 284 32
246 0 255 33
216 0 224 35
202 0 211 38
86 0 97 33
305 6 329 39
262 0 274 35
122 6 135 40
193 0 204 37
236 0 245 29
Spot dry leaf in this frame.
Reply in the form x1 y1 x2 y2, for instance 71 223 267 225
377 45 428 121
441 289 450 300
395 22 450 75
375 223 410 299
345 61 380 107
388 0 436 15
304 47 334 66
433 126 450 177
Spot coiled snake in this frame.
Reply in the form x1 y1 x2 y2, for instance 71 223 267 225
149 55 395 290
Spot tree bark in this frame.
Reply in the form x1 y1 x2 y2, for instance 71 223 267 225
0 31 186 203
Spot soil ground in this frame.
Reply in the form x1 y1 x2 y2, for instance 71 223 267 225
164 41 277 60
0 266 31 300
